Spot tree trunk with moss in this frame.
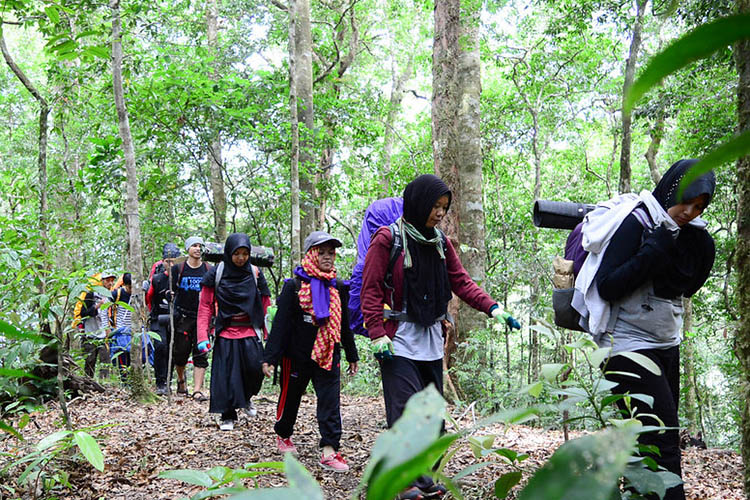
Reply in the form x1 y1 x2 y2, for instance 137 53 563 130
111 0 151 400
733 0 750 493
206 0 227 242
433 0 486 373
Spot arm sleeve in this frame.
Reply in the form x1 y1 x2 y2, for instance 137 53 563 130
81 291 98 318
444 238 497 315
684 232 715 297
360 229 391 340
145 279 155 311
196 286 215 344
596 215 663 302
338 285 359 363
263 280 295 366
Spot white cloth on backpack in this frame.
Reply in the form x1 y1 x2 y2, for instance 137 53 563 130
571 190 691 335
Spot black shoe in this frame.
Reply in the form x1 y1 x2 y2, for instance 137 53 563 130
423 484 447 498
155 384 168 396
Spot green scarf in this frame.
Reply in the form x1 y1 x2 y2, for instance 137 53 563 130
400 218 445 269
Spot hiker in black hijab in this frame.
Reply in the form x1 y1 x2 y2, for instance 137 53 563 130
595 159 716 500
202 233 270 334
196 232 271 431
401 174 454 327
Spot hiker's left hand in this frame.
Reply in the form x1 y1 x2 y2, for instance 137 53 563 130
492 308 521 330
347 362 358 376
197 340 211 353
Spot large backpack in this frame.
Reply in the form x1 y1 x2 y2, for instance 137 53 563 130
347 197 449 336
552 201 653 332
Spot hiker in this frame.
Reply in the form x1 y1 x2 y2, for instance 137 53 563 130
360 174 520 499
110 273 133 380
172 236 211 400
196 233 271 431
262 231 359 472
79 271 117 379
590 160 715 500
146 243 180 395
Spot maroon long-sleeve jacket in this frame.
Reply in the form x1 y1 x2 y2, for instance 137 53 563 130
361 227 497 341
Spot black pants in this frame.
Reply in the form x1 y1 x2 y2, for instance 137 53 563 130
605 346 684 500
151 325 169 386
209 335 264 420
380 355 443 428
275 351 342 450
173 315 208 369
82 338 109 379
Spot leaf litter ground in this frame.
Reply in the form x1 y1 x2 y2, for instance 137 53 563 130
1 389 743 499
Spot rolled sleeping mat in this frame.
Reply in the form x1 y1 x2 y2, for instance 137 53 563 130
533 200 597 230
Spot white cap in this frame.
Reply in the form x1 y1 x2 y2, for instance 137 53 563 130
185 236 204 251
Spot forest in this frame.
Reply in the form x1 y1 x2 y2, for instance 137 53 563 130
1 0 750 498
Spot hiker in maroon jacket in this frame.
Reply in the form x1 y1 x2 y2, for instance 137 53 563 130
361 174 520 500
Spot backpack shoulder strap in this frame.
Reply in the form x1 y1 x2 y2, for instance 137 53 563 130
215 261 224 290
293 276 302 294
251 265 259 286
385 223 402 285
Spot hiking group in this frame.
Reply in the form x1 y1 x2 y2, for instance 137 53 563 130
72 163 713 500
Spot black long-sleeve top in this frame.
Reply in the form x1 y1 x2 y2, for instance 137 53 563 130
263 279 359 367
595 214 715 302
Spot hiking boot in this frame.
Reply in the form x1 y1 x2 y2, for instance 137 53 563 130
276 436 297 454
395 487 425 500
244 400 257 418
176 379 188 395
219 419 235 431
319 452 349 472
155 384 168 396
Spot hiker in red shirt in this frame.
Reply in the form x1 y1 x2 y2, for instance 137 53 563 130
196 233 271 431
361 174 520 499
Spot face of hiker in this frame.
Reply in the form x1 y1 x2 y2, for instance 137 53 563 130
188 243 203 259
668 194 709 227
231 247 250 267
316 244 336 272
425 195 450 229
102 276 115 290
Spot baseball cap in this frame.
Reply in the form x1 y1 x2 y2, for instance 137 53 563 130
100 270 117 279
303 231 343 254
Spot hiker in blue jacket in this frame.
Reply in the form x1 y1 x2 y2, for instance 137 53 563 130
594 159 715 500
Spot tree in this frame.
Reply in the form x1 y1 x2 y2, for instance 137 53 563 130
206 0 227 242
432 0 486 379
110 0 149 398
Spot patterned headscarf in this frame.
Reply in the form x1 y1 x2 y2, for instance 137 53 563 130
298 246 341 370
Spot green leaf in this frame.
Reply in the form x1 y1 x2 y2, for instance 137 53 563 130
284 455 323 500
0 419 22 439
159 469 214 487
518 428 637 500
44 5 60 23
452 461 494 481
590 347 612 369
625 14 750 112
50 39 77 54
679 130 750 199
492 448 519 463
73 431 104 472
522 381 544 398
615 352 661 376
0 320 46 343
540 363 567 381
622 464 682 498
37 430 71 451
0 368 40 380
495 471 522 499
192 487 248 500
84 46 110 59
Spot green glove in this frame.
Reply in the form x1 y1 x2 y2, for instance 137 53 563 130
371 336 394 361
492 308 521 330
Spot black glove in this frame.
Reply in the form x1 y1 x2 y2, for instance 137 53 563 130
641 225 676 264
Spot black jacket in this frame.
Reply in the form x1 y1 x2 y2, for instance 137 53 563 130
264 278 359 367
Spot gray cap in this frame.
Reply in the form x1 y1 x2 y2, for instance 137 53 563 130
303 231 343 253
185 236 204 251
100 270 117 279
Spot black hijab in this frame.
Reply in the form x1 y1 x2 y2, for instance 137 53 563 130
650 160 716 297
202 233 268 330
401 175 454 326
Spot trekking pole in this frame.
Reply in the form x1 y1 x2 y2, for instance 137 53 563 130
166 266 176 404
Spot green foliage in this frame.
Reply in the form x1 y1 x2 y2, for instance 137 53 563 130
159 461 287 499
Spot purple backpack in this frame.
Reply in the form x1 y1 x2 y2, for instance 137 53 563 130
348 198 403 337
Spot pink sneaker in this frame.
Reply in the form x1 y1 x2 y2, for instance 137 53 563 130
277 436 297 454
320 452 349 472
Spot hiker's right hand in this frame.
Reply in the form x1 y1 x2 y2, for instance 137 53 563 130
197 340 211 353
262 363 274 378
371 336 394 361
644 225 676 261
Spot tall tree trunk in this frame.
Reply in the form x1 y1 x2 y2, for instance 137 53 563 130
618 0 648 194
111 0 149 398
206 0 227 241
733 1 750 494
382 52 413 196
433 0 486 372
682 298 700 435
292 0 316 241
288 0 302 266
